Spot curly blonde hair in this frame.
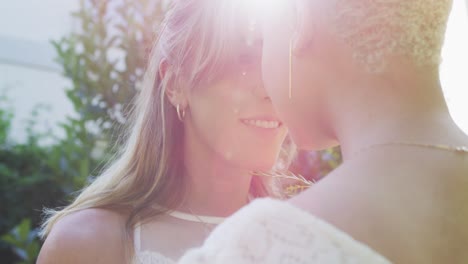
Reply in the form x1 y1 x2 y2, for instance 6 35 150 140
313 0 453 72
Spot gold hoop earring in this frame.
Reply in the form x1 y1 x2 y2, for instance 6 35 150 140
289 38 293 99
176 104 186 122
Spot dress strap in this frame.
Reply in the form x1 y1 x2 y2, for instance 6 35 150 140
134 223 141 252
167 210 225 225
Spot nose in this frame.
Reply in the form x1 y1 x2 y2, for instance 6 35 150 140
252 78 271 101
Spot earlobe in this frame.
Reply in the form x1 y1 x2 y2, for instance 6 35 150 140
161 60 175 104
161 60 187 108
159 59 169 83
166 86 187 110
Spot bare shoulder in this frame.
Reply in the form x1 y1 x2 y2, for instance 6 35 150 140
37 208 129 264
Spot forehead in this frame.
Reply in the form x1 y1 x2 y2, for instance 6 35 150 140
226 1 264 52
185 0 265 85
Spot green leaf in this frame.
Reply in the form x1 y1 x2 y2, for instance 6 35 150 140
79 158 90 179
27 241 40 260
1 233 18 246
18 219 32 242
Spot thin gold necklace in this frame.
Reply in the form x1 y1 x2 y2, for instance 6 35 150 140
186 206 218 235
351 142 468 160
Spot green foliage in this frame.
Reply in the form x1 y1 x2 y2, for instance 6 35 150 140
51 0 166 145
0 93 13 146
291 148 342 183
0 103 66 263
1 219 40 264
0 1 167 262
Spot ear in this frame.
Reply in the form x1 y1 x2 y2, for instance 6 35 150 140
292 1 314 56
160 59 188 108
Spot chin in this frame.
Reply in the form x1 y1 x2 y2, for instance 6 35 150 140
251 163 275 172
291 131 338 151
245 156 278 172
223 152 276 172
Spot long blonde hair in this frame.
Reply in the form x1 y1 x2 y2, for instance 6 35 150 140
41 0 290 250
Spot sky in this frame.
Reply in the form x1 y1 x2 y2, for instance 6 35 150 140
0 0 78 143
440 0 468 134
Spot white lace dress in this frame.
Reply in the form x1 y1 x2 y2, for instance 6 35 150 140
178 198 392 264
134 251 175 264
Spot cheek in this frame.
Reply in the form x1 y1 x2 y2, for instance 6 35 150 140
188 85 288 170
188 85 245 154
189 89 240 146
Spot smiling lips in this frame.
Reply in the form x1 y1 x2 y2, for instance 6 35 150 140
241 119 281 129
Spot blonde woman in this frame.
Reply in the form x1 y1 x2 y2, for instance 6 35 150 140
179 0 468 263
37 1 292 263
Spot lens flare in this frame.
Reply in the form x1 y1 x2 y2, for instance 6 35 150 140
240 0 290 26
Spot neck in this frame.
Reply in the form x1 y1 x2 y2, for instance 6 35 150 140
329 66 464 161
180 127 252 217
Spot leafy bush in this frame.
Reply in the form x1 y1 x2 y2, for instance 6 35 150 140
1 219 40 264
52 0 167 146
0 102 69 263
0 1 166 262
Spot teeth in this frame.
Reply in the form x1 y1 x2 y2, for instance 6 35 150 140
244 120 280 129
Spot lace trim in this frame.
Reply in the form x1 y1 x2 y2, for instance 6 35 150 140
134 251 175 264
167 210 226 224
179 198 392 263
